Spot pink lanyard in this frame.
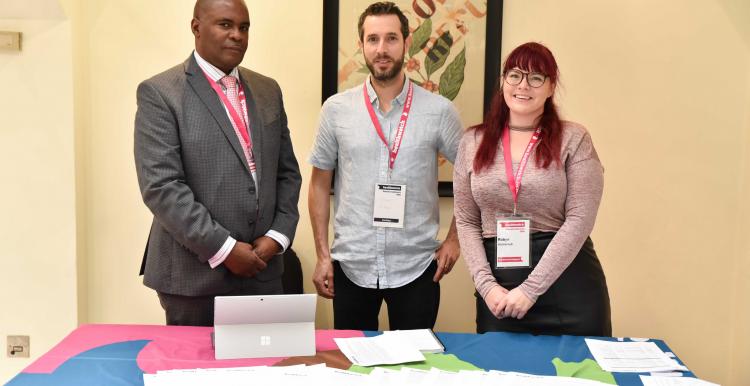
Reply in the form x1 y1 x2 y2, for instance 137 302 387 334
203 71 252 147
501 126 541 214
363 81 414 175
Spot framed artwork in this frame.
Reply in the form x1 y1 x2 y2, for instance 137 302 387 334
322 0 503 196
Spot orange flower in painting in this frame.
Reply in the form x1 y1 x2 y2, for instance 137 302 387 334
422 80 438 92
406 58 420 72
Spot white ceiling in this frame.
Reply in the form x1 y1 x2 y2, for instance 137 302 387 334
0 0 65 20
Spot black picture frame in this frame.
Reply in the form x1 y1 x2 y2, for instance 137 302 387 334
322 0 503 197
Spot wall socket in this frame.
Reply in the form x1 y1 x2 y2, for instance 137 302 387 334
0 31 22 51
7 335 30 358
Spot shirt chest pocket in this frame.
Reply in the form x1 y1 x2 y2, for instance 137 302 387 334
391 131 436 181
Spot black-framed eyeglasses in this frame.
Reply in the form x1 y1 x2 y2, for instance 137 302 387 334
504 69 548 88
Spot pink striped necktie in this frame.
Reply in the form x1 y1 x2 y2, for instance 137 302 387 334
220 75 256 175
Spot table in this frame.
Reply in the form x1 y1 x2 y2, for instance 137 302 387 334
6 324 694 385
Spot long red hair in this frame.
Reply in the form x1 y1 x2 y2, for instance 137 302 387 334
472 42 563 172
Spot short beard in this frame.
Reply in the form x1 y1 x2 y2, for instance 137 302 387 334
366 53 405 82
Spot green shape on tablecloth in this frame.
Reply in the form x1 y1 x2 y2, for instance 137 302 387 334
348 353 483 374
552 358 617 385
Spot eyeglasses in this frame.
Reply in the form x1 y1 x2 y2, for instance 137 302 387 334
504 69 548 88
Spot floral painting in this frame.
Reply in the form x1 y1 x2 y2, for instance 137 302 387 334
338 0 488 126
325 0 500 195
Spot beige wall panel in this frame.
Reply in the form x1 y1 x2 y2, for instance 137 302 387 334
730 64 750 386
500 1 749 384
0 18 78 383
82 0 193 325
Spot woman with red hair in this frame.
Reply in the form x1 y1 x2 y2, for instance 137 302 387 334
454 42 611 335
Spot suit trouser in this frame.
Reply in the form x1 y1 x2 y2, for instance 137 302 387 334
332 260 440 331
157 278 283 327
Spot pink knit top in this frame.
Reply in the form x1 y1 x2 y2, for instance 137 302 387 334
453 121 604 302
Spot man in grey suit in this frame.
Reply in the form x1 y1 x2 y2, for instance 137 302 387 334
134 0 301 326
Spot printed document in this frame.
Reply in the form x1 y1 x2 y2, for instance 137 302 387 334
585 339 688 373
334 333 425 366
382 329 444 353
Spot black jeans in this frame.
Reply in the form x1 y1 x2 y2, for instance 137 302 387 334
477 232 612 336
332 260 440 331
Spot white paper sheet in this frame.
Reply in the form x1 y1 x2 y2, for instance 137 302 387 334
640 375 721 386
585 338 689 373
400 367 431 385
334 333 425 366
488 370 615 385
382 329 444 353
420 368 460 386
145 363 709 386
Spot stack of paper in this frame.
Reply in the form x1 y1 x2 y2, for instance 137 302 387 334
333 329 448 366
334 333 425 366
585 339 689 373
143 364 619 386
382 329 445 353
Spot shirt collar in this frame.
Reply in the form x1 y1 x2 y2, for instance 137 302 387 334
193 50 240 82
365 74 410 108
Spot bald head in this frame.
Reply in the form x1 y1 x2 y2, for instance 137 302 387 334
193 0 246 19
191 0 250 74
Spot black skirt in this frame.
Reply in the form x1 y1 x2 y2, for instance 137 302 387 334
477 232 612 336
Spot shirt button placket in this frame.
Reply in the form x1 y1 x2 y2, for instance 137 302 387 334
376 115 391 287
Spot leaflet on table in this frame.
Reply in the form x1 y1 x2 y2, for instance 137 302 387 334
489 370 615 385
639 375 720 386
382 329 445 353
144 364 358 386
585 339 689 373
334 333 425 366
144 364 629 386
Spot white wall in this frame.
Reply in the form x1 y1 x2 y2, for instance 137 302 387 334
0 17 78 383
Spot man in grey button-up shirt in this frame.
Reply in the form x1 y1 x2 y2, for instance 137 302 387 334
309 2 461 331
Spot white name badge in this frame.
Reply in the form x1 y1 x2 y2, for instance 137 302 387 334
496 214 531 268
373 183 406 228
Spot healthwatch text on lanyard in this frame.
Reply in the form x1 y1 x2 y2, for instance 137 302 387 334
364 80 414 229
495 126 541 268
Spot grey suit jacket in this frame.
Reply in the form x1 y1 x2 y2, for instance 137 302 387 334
134 55 301 296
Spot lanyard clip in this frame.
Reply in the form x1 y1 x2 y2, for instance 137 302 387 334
512 202 517 217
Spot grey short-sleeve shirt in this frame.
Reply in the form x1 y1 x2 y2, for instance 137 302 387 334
309 77 462 288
